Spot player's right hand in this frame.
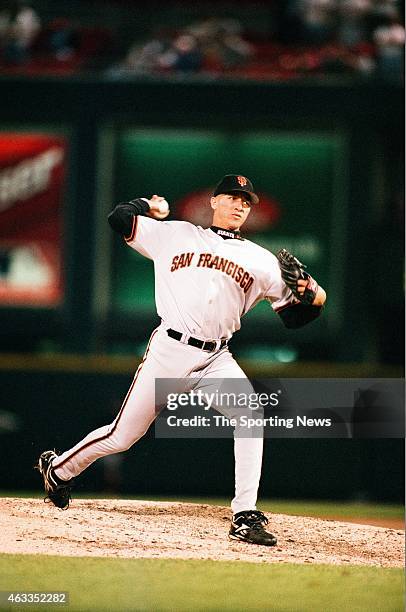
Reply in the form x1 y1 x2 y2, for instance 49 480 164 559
146 195 170 220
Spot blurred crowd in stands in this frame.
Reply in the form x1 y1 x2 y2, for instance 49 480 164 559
108 1 405 82
0 1 112 75
0 1 404 82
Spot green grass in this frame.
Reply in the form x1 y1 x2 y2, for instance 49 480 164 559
260 499 404 521
2 492 403 522
124 497 404 521
0 554 404 612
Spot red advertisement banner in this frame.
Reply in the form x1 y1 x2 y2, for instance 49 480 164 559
0 133 67 306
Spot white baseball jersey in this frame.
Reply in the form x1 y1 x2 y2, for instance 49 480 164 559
51 212 297 516
125 216 295 340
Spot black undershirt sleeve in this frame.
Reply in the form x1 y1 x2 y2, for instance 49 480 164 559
108 199 150 236
277 302 323 328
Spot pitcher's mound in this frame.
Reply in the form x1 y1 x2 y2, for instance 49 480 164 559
0 498 403 567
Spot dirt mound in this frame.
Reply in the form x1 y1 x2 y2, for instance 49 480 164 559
0 498 403 567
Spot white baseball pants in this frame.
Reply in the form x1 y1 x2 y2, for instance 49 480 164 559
53 324 264 513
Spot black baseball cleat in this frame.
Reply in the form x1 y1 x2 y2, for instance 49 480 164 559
229 510 277 546
36 450 74 510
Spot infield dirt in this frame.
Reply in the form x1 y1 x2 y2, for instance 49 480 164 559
0 498 403 567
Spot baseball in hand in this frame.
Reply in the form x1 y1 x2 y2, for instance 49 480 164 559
156 199 169 215
147 196 170 220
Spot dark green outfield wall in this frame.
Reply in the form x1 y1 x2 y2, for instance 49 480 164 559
0 75 403 362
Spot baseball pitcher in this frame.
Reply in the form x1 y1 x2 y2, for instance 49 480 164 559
37 174 326 546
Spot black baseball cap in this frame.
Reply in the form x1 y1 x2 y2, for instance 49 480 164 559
213 174 259 205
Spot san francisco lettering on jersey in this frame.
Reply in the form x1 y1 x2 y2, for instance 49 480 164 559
170 251 254 293
170 252 194 271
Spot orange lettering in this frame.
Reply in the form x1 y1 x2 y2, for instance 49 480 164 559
197 253 207 267
226 262 235 275
170 256 179 272
204 254 212 267
211 255 219 269
234 266 244 283
184 252 194 267
218 257 227 272
244 277 254 293
240 271 249 288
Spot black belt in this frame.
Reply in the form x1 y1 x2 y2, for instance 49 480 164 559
167 328 227 352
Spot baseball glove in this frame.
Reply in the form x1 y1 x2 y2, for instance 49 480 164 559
276 248 318 305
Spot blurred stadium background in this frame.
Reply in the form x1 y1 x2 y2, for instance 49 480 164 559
0 0 404 504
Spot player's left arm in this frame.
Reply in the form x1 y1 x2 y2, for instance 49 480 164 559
266 250 327 329
275 284 326 329
297 278 326 306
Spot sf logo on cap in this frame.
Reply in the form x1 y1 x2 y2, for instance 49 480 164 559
237 176 248 187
